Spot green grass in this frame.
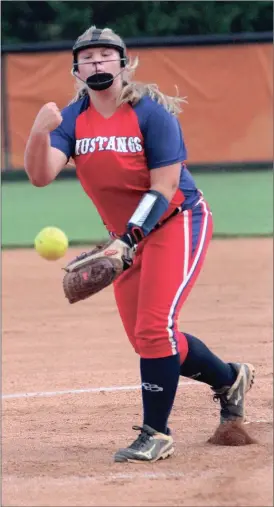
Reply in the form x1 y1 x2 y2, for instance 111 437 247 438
195 171 273 236
2 171 273 247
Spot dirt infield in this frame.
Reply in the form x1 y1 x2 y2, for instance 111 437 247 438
2 238 273 507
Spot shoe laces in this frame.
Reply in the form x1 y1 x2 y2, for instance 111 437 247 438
128 426 152 450
213 393 226 404
212 386 230 404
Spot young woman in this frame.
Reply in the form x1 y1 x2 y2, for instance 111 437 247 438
24 25 255 463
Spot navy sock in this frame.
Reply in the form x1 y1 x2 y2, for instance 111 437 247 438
180 333 237 389
140 354 180 434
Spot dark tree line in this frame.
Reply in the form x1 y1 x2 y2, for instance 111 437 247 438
2 1 273 44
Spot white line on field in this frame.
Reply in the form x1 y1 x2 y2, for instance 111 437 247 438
72 471 186 482
2 380 198 400
3 471 186 483
244 419 271 425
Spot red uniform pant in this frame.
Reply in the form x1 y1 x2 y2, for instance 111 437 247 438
114 199 213 361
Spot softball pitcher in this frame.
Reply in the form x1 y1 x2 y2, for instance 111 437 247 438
25 25 255 463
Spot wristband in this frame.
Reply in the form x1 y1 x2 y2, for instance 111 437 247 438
121 190 169 246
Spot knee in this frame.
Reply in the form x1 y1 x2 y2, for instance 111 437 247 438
135 320 189 360
134 319 174 359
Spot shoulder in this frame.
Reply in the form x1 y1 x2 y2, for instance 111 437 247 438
130 95 187 168
133 95 172 117
61 95 90 123
132 95 180 133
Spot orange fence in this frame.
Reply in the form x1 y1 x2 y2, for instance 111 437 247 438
2 42 273 169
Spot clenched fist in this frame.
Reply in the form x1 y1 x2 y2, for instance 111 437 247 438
32 102 63 134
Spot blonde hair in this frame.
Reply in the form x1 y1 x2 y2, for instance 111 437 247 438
70 25 187 116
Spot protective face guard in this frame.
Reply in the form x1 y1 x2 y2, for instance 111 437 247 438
72 29 128 91
72 38 128 72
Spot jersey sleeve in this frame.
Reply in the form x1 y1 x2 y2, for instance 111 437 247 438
142 101 187 170
50 105 76 161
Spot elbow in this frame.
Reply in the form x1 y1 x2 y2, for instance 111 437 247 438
27 173 53 187
31 177 52 187
31 179 50 188
24 163 54 187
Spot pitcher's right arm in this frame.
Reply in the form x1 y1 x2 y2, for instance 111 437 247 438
24 102 69 187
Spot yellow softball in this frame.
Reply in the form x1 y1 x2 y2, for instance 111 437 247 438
34 226 68 261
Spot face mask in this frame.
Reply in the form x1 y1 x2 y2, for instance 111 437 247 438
73 61 126 91
86 72 114 91
72 32 128 91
